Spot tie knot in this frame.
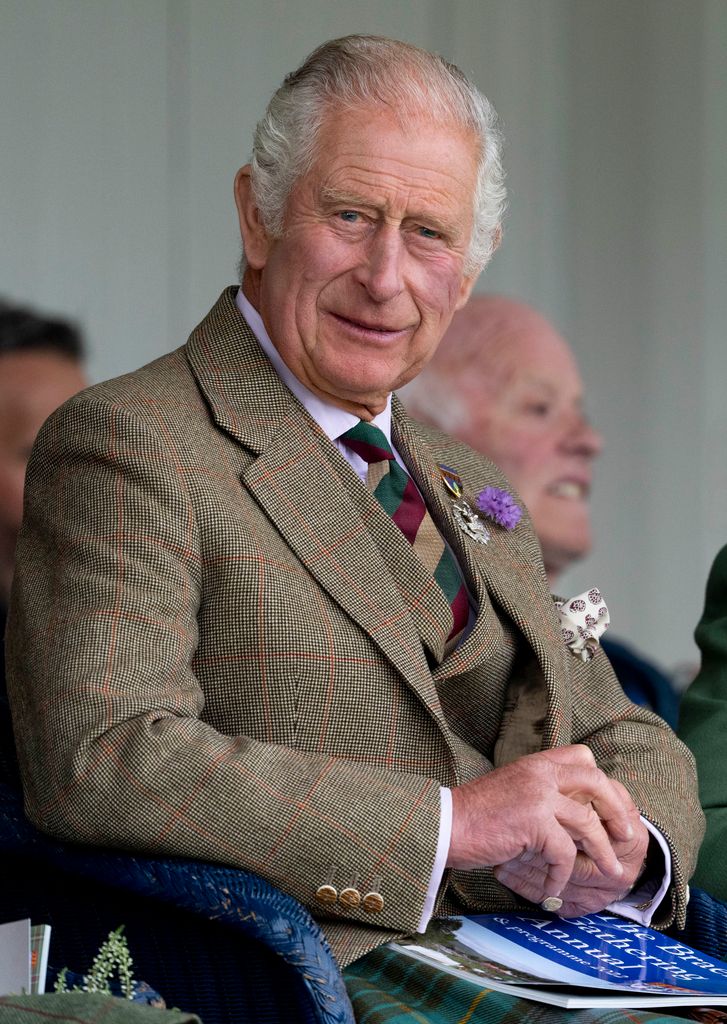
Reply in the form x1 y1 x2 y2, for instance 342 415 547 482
339 420 394 465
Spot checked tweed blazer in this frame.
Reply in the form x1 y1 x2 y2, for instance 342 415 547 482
7 288 702 968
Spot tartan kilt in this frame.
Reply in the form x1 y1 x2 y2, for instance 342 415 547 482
343 946 727 1024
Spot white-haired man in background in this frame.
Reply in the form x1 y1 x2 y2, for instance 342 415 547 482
402 294 680 726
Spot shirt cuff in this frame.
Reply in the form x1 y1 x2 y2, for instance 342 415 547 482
607 816 672 925
417 786 452 932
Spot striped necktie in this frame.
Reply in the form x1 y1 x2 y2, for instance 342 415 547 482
340 420 469 649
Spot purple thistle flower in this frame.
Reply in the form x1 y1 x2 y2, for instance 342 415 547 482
476 486 522 530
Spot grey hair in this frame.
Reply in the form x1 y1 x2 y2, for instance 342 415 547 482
244 34 506 277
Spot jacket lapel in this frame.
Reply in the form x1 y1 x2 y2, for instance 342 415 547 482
185 290 447 725
393 401 571 750
186 290 571 750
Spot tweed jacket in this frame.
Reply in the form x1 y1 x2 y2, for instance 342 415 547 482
679 543 727 902
7 288 702 967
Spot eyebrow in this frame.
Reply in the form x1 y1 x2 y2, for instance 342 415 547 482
320 186 377 212
319 186 454 238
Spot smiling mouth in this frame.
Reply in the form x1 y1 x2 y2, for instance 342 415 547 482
329 311 409 337
548 480 590 500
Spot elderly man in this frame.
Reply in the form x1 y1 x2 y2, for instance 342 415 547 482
402 296 600 583
402 295 680 725
7 35 700 975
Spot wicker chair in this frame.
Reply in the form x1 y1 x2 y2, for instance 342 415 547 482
0 732 354 1024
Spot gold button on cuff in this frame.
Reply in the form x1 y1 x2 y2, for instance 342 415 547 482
339 886 361 909
362 890 384 913
315 883 338 906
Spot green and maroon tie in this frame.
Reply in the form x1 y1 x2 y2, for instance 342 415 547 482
340 420 469 649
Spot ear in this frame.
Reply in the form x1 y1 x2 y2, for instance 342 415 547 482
234 165 271 269
454 225 502 310
454 271 478 311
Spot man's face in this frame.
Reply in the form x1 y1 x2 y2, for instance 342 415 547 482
455 328 603 579
237 105 480 417
0 349 86 575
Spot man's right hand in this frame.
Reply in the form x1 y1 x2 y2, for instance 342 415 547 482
447 744 635 904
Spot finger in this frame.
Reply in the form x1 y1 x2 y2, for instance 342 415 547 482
540 747 637 837
566 848 607 885
494 848 607 909
494 861 550 905
566 851 632 894
597 777 642 843
497 825 578 902
554 794 624 881
497 853 636 917
554 764 635 842
557 886 625 918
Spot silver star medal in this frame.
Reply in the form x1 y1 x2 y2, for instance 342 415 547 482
437 464 490 545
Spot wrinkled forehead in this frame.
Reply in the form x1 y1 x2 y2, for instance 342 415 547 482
300 104 480 236
316 97 480 156
497 327 582 388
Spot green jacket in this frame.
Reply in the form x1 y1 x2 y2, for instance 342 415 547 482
679 543 727 900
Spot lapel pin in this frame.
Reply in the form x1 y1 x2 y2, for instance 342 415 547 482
437 464 490 545
438 463 463 499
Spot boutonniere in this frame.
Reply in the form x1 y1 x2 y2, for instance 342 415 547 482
476 486 522 530
554 588 610 661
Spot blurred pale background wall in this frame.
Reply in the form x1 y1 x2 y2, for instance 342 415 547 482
1 0 726 677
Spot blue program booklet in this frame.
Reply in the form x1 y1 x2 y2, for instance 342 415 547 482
391 912 727 1009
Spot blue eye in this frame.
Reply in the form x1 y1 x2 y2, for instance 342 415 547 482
418 226 440 239
339 211 359 222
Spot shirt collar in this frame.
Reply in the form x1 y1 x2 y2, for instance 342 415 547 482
235 289 393 444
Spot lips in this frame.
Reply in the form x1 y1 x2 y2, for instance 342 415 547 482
328 310 411 338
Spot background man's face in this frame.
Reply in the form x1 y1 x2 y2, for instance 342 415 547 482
247 105 480 415
0 349 86 574
455 327 602 578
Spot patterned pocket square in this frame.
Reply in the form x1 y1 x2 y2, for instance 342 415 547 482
555 588 610 662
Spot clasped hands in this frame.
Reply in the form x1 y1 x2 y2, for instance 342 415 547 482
448 744 649 917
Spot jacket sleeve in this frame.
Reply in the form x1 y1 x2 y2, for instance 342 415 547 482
569 637 703 929
6 394 442 943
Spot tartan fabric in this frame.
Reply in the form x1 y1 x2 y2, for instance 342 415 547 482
340 420 469 650
5 287 702 970
343 947 721 1024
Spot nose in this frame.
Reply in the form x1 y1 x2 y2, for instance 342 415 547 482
563 411 603 458
355 225 405 303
